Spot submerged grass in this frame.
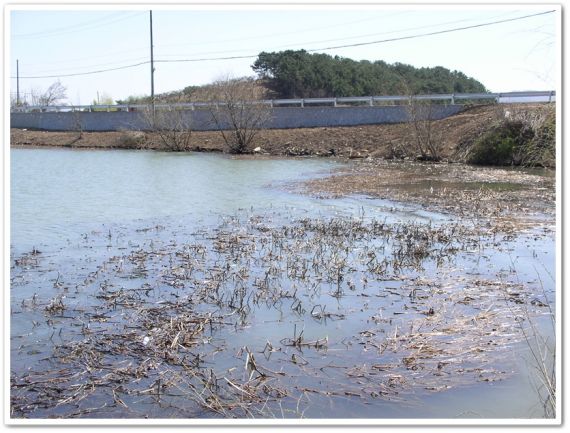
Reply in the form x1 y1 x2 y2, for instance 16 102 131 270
10 200 554 418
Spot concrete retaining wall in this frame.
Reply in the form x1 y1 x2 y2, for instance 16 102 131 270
10 105 463 132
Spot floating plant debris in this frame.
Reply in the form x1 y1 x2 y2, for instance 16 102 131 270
10 206 554 418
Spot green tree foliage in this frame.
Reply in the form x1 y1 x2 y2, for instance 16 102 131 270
252 50 487 98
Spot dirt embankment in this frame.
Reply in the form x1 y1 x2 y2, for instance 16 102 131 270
10 104 551 162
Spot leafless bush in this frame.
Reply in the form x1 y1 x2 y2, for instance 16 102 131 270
71 110 83 139
31 80 68 106
503 104 554 130
506 104 556 167
143 107 192 151
207 75 272 154
118 130 147 149
10 94 22 109
407 99 444 161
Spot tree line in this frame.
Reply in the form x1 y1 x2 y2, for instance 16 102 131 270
251 50 487 99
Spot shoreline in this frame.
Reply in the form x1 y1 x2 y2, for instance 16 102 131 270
9 124 416 159
10 132 556 419
10 169 555 419
6 104 508 159
10 103 556 167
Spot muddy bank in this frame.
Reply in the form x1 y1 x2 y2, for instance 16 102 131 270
10 104 553 162
300 159 555 233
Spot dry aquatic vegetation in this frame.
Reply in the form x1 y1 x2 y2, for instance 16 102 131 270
301 159 555 233
10 202 554 418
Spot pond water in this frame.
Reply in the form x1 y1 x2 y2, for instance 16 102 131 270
9 148 555 421
11 148 441 252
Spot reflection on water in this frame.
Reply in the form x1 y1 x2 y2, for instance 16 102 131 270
9 148 555 420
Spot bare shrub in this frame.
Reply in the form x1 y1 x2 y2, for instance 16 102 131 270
504 104 554 130
31 80 67 106
502 277 556 418
207 76 272 154
71 110 83 139
118 130 147 149
142 107 192 151
406 99 444 161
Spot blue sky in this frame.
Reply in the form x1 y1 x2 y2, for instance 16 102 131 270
8 3 559 105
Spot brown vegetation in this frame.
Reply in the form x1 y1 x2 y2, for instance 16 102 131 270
11 202 554 418
9 104 556 418
206 76 272 154
10 103 555 166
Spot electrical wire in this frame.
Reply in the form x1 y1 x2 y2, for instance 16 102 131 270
306 9 556 53
148 11 520 61
12 11 145 39
19 46 151 68
157 10 556 63
11 12 123 37
267 10 522 51
13 10 524 72
21 56 151 75
11 10 555 79
16 11 410 67
15 61 150 79
156 10 411 50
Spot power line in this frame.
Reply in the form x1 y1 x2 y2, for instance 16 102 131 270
10 10 524 72
131 11 518 62
18 11 410 67
156 54 258 64
20 56 150 75
147 11 519 61
12 11 145 39
10 10 555 79
11 12 121 37
14 61 150 79
154 10 556 64
15 12 410 68
156 10 411 50
307 9 556 52
155 10 556 64
267 10 522 52
21 47 150 68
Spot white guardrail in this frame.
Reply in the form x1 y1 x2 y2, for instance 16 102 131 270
10 90 555 113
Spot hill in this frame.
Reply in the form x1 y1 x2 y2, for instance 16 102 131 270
117 50 487 104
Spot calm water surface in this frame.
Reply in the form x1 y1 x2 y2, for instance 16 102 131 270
11 148 439 252
10 148 555 420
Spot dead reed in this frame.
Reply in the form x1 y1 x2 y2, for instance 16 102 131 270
10 203 554 418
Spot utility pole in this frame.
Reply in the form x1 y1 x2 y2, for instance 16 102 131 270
149 10 155 119
16 59 20 106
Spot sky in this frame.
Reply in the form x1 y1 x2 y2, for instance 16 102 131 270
7 2 559 106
